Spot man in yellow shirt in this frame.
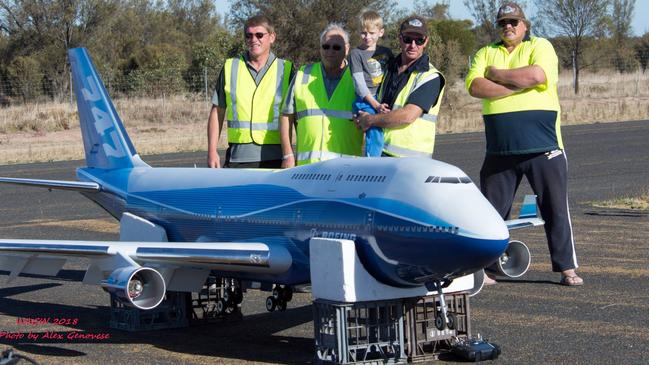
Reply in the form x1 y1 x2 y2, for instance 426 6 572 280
466 3 582 286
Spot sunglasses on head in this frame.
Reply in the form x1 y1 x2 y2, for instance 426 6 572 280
321 44 343 51
497 19 520 28
245 32 268 40
400 34 426 46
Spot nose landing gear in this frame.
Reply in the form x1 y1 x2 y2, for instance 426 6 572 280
427 280 456 331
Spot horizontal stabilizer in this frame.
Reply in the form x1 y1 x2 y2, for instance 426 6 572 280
505 217 545 230
0 177 100 192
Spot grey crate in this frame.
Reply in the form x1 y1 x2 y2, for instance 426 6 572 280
403 292 471 362
313 299 407 364
109 291 188 331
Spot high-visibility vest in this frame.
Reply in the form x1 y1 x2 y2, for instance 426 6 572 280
224 56 292 144
378 65 445 157
294 63 362 165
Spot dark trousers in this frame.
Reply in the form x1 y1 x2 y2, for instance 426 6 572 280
480 150 578 272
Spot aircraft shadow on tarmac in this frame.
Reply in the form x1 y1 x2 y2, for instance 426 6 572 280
0 269 86 282
0 282 315 363
494 278 558 285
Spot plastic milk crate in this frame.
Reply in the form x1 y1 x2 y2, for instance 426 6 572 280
109 291 188 331
313 299 407 365
403 292 471 362
187 276 243 323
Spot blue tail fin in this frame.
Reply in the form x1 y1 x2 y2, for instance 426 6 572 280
68 48 147 169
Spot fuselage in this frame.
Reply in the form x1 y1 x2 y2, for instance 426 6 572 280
77 157 509 288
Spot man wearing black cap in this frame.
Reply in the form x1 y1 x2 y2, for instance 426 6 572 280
466 2 582 286
355 15 445 158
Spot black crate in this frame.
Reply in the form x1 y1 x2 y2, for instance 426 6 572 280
403 292 471 363
187 276 242 323
109 291 188 331
313 299 407 364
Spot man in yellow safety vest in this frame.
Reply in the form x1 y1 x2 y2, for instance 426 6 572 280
280 23 362 167
354 15 445 158
207 15 293 168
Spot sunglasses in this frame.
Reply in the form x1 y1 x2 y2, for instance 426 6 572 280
400 34 426 46
245 32 268 40
497 19 520 28
321 44 343 51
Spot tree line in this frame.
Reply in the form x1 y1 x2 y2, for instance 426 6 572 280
1 0 648 104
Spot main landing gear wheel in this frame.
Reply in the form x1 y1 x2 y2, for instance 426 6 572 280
223 287 243 305
276 300 287 311
266 285 292 312
233 287 243 304
215 298 228 315
265 296 277 312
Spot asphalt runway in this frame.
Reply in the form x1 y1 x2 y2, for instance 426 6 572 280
0 120 648 364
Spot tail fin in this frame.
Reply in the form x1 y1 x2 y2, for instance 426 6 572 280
68 48 148 169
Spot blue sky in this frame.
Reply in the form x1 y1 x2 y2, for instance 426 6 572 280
445 0 648 36
218 1 648 36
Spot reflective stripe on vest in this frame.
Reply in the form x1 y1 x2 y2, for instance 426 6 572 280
294 63 361 166
381 65 445 157
224 57 291 144
296 109 354 120
296 151 358 161
227 120 279 130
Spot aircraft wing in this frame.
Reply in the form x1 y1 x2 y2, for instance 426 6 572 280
0 239 292 292
505 194 545 230
0 177 100 192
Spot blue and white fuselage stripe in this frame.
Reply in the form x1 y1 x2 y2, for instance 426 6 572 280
77 157 510 287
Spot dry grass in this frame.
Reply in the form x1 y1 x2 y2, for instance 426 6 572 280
438 69 649 134
1 71 648 165
591 194 649 210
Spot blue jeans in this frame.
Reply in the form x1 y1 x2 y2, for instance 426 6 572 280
353 97 384 157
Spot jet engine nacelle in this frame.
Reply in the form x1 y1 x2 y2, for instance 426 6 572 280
468 270 485 297
101 266 166 310
486 240 531 278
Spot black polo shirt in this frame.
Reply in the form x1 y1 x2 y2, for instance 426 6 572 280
379 54 442 112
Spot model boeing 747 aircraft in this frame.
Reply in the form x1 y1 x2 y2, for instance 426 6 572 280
0 48 542 320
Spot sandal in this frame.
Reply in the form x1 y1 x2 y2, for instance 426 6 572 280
560 274 584 286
